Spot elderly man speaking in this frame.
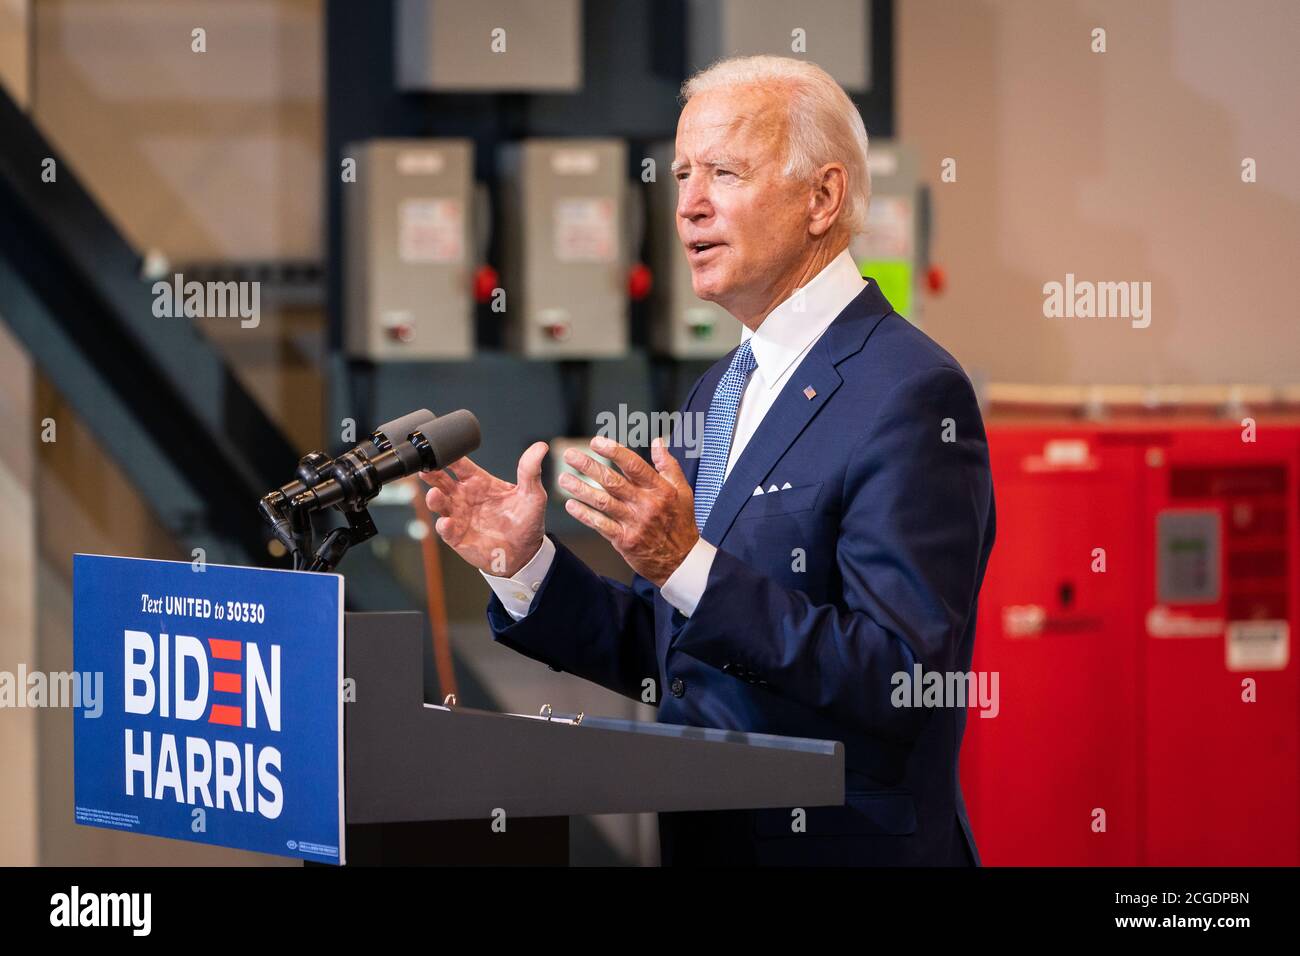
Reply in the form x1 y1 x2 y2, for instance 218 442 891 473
422 56 996 866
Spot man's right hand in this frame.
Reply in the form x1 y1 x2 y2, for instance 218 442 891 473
421 441 549 577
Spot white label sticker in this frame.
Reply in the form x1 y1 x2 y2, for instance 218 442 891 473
868 150 898 177
1225 620 1289 671
398 199 464 264
396 151 446 175
551 150 599 175
1003 604 1046 638
1146 605 1223 638
553 197 616 263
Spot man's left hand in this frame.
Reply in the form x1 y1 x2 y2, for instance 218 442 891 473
559 435 699 587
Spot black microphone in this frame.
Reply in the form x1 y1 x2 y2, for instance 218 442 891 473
258 409 481 561
293 409 480 513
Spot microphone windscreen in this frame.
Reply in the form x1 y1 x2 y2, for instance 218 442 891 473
422 409 481 469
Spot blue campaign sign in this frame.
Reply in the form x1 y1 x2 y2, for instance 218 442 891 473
73 554 345 864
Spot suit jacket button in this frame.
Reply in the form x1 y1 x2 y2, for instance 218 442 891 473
670 677 686 698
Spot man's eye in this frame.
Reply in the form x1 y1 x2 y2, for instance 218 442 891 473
675 172 689 182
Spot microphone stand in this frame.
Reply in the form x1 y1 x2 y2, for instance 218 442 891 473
265 451 380 574
302 505 378 573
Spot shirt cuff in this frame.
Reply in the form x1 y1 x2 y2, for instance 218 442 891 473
659 537 717 619
480 536 555 621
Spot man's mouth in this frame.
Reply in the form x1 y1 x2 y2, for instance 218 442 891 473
688 241 724 259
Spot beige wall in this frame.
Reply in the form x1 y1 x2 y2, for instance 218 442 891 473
33 0 321 261
0 325 37 866
0 0 27 104
898 0 1300 386
0 0 34 869
32 0 325 452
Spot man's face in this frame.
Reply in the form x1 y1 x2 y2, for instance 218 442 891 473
673 86 812 317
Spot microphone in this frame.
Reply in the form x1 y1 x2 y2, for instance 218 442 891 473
293 408 480 512
259 408 481 569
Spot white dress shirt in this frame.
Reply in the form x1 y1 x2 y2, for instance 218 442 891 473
482 247 866 620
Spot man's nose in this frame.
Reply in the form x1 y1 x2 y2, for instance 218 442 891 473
677 178 712 222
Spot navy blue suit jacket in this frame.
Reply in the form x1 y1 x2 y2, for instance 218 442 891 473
486 280 996 866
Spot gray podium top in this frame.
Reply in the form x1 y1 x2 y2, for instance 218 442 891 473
345 612 845 824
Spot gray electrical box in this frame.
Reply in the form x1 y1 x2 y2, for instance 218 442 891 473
849 140 921 324
645 141 739 358
498 139 629 359
396 0 582 92
687 0 870 93
344 139 475 361
1157 510 1221 605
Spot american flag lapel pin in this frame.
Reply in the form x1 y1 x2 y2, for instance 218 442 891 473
803 385 817 400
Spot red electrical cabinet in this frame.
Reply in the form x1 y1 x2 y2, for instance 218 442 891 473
962 420 1300 865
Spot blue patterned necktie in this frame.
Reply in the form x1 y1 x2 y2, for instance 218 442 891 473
694 339 758 531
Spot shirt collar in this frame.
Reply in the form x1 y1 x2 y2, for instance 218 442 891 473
741 248 865 390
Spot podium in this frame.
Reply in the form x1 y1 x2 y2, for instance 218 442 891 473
342 612 846 865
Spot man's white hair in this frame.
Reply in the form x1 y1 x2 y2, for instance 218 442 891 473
681 55 871 235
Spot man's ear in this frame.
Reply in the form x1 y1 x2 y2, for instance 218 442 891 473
808 163 849 237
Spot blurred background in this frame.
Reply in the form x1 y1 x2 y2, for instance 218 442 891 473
0 0 1296 867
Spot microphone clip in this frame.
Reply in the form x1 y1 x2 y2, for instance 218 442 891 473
258 448 381 574
302 503 377 574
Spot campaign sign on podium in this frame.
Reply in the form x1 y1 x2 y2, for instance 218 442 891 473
73 555 345 864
